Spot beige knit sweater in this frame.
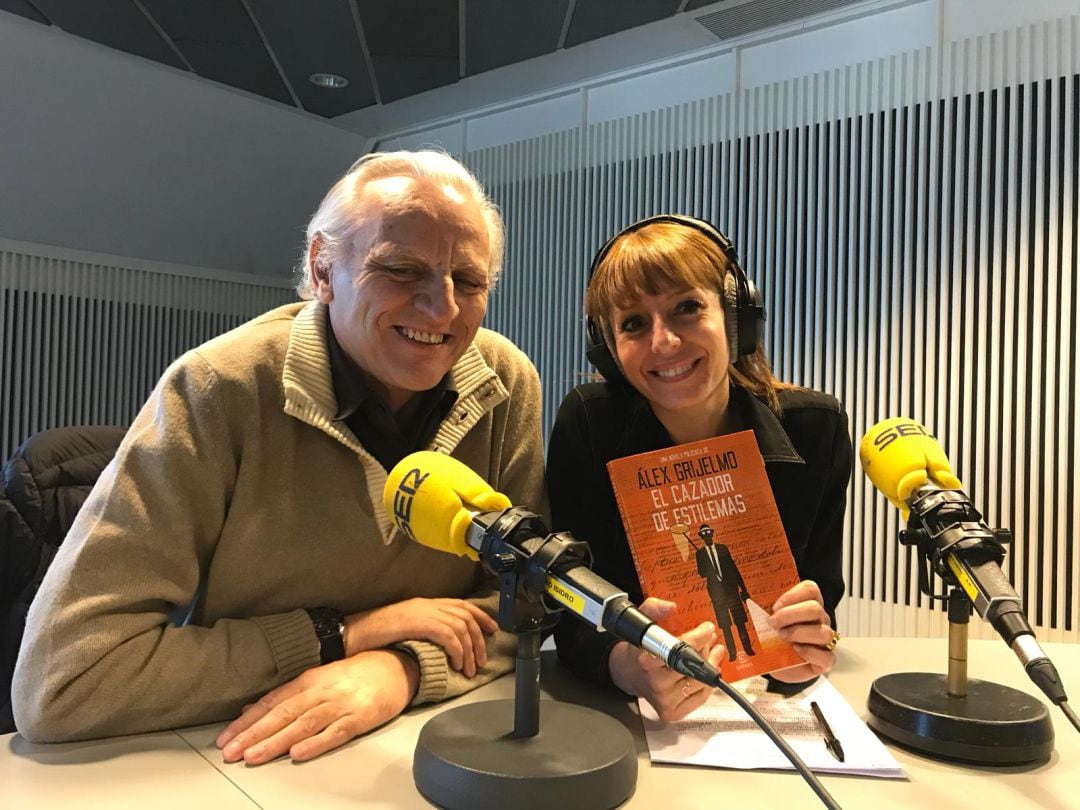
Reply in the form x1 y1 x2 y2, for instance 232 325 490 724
13 301 546 742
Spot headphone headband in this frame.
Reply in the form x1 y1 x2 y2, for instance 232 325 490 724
588 214 737 277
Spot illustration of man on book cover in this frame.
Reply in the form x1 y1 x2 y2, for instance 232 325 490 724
693 523 755 662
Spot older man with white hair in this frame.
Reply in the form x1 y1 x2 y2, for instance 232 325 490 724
13 151 545 764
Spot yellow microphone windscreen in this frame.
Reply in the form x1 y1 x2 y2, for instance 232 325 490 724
383 451 511 560
859 417 962 519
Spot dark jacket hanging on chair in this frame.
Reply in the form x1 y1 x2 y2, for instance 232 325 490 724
0 425 127 734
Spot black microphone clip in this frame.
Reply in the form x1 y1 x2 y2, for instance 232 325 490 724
900 487 1012 602
471 506 593 634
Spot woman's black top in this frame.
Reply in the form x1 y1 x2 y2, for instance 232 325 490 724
545 381 853 688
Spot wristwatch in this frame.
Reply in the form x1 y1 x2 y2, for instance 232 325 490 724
306 607 346 664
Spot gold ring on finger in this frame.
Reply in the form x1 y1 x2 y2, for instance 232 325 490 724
681 678 693 697
825 630 840 652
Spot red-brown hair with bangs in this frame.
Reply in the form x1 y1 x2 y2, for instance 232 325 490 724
585 220 796 414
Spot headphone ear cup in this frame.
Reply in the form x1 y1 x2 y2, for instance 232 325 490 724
585 317 625 383
722 273 741 360
736 279 766 359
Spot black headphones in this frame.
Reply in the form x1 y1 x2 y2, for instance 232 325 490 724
584 214 766 383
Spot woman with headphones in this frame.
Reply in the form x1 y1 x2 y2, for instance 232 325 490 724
547 215 853 721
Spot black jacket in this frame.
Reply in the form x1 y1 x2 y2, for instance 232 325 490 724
546 382 852 688
1 426 126 733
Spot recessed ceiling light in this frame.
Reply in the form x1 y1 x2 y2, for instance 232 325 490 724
308 73 349 89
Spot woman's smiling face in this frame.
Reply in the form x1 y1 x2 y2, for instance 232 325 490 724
610 284 732 421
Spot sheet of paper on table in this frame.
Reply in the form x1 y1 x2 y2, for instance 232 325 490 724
639 675 904 778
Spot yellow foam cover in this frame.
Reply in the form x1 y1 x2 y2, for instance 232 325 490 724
383 451 511 560
858 417 963 520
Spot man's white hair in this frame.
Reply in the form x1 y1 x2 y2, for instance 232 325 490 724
294 150 505 298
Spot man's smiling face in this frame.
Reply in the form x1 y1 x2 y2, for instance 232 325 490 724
314 175 491 412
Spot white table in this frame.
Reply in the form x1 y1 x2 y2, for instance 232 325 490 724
0 729 256 809
4 638 1079 809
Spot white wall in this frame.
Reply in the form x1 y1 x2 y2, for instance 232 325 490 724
362 0 939 157
0 11 370 278
942 0 1080 39
356 0 1080 153
737 1 936 89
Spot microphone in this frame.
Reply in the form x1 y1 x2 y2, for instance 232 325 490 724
858 417 1075 719
383 451 720 686
387 452 843 808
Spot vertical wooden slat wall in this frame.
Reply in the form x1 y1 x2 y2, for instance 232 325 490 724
0 245 295 461
467 16 1079 641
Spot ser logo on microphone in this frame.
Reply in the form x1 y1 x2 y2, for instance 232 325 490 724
869 419 932 451
390 467 430 542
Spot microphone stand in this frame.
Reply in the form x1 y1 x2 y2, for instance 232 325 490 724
866 521 1055 764
411 508 637 810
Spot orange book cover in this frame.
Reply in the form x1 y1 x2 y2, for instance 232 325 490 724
606 429 802 682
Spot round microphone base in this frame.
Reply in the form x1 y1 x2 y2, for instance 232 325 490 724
413 699 637 810
867 672 1054 764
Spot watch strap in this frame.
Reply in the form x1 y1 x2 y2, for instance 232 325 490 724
306 607 346 664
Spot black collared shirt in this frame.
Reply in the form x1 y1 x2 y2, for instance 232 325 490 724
546 381 852 688
326 320 458 471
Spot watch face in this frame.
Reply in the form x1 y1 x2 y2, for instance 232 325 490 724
308 608 346 663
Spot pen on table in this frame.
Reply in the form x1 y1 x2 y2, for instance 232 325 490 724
810 700 845 763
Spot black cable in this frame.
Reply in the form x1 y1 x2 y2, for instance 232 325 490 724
709 674 842 810
1060 701 1080 735
673 648 840 807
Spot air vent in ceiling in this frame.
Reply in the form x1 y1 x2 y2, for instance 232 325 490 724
695 0 865 41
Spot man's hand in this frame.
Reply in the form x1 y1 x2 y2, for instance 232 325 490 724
344 597 498 677
607 598 725 722
767 580 836 683
216 649 419 765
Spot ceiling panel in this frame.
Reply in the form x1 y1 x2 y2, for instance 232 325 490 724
248 0 376 117
142 0 293 106
356 0 458 104
0 0 49 24
565 0 682 48
686 0 735 8
4 0 842 117
30 0 187 70
465 0 570 77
